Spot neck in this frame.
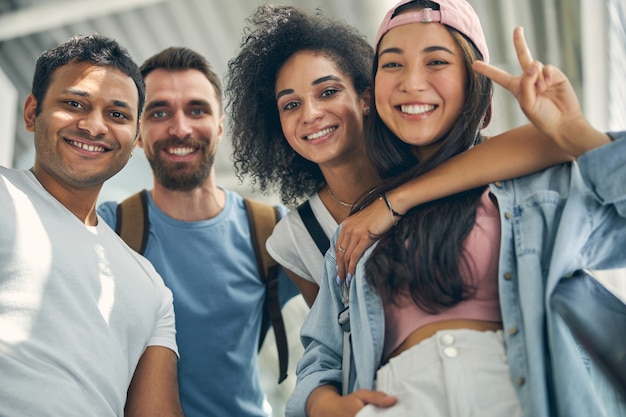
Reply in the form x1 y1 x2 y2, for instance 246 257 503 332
30 166 101 225
319 159 380 223
151 174 224 222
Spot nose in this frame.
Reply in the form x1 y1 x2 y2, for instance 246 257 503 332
301 100 324 124
77 111 108 137
168 111 193 138
400 64 428 93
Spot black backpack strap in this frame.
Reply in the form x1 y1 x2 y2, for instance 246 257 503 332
296 200 330 255
115 189 150 255
244 198 289 384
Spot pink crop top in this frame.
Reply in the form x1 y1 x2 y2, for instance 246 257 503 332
383 188 502 359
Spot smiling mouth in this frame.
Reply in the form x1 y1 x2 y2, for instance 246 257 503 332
165 146 196 156
400 104 436 115
305 126 337 140
67 139 108 152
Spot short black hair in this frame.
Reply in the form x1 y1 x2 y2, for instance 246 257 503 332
31 34 145 119
140 47 223 114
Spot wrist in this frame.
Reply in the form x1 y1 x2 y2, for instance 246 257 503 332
385 188 410 217
307 385 340 417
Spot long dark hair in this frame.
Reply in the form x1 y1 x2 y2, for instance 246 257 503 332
225 5 373 207
361 1 493 313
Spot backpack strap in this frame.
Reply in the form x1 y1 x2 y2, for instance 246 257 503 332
115 189 150 254
244 198 289 384
296 200 330 255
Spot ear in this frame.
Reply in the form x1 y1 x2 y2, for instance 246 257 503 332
135 119 144 148
136 132 145 149
361 87 372 115
216 114 225 144
23 94 37 132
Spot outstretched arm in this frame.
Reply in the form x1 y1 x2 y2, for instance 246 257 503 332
335 123 572 279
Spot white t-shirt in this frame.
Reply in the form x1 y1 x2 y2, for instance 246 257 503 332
0 167 178 417
266 192 337 285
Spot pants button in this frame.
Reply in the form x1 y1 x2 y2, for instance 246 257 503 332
443 346 458 358
440 333 455 346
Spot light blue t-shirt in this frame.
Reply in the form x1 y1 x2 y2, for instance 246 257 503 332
98 189 298 417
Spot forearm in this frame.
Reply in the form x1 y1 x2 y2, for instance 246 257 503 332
125 346 184 417
388 124 572 214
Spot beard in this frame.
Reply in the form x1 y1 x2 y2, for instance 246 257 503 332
146 137 215 191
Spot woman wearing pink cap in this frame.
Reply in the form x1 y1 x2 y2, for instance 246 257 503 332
286 1 626 416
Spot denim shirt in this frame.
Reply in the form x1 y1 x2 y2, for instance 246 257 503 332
286 131 626 417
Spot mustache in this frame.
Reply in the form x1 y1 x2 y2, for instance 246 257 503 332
152 137 207 151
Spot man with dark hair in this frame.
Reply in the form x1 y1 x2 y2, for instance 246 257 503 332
0 34 183 416
98 47 298 417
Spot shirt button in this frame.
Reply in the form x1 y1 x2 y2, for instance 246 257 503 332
443 347 458 358
440 334 455 346
504 272 513 280
517 376 526 386
505 212 512 220
509 327 519 336
494 181 503 188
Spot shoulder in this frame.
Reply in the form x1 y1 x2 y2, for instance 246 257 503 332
97 200 120 229
0 167 31 188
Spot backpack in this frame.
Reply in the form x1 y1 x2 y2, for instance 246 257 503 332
114 190 289 383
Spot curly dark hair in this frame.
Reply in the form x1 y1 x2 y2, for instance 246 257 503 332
225 4 373 207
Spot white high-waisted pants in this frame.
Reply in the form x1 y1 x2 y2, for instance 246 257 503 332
356 329 521 417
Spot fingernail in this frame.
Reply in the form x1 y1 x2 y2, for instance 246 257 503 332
336 275 342 286
345 273 353 287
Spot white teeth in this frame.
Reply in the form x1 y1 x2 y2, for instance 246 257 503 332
400 104 435 115
167 147 194 156
69 140 105 152
306 127 336 140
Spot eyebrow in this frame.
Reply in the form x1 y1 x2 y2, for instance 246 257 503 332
145 99 211 109
313 75 342 85
63 87 132 109
144 100 169 112
379 45 455 57
276 74 343 100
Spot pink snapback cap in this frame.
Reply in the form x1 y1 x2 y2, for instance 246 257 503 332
374 0 489 64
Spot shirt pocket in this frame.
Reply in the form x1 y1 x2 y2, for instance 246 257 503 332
512 189 565 261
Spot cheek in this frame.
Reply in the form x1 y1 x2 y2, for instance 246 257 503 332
374 79 394 113
278 113 295 139
114 125 138 144
439 72 466 109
